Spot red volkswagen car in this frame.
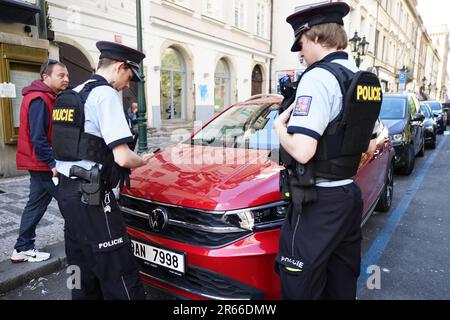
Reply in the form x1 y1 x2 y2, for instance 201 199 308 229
119 94 394 300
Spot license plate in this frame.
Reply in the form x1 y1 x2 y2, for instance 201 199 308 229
131 240 185 275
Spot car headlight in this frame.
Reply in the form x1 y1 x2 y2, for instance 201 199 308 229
425 125 434 130
223 203 288 231
390 134 404 144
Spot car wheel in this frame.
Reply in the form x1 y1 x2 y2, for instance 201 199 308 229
417 137 425 157
375 161 394 212
400 144 415 175
429 134 437 149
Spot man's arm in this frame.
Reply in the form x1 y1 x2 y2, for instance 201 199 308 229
365 119 382 160
29 99 57 175
112 144 149 169
274 105 318 164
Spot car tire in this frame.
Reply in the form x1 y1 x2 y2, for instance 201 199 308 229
417 137 425 157
400 144 415 176
375 161 394 212
429 134 437 149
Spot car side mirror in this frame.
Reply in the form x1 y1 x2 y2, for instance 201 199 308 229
433 113 439 117
412 113 425 122
444 108 449 112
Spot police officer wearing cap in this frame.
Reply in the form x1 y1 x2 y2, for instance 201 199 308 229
53 41 150 300
273 2 382 300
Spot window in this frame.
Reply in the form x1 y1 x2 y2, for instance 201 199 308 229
251 65 263 96
214 59 231 113
233 0 246 29
256 1 268 38
160 48 186 120
0 44 48 144
203 0 221 19
167 0 192 9
374 29 380 58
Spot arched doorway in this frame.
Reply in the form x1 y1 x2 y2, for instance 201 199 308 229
214 58 231 113
160 47 186 121
251 65 263 96
58 42 94 86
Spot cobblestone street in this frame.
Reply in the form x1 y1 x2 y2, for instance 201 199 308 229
0 129 190 263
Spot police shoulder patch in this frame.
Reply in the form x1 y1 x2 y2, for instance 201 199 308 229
293 96 312 116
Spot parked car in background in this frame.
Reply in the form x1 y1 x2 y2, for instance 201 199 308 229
380 93 425 175
420 103 438 149
119 94 394 300
442 102 450 125
422 100 448 134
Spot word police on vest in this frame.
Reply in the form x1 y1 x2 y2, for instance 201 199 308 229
356 85 382 102
98 237 123 250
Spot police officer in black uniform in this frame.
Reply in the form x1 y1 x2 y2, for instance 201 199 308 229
53 41 150 300
273 2 382 300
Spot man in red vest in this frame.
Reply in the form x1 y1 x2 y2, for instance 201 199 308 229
12 59 69 263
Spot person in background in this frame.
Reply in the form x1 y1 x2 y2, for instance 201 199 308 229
12 59 69 263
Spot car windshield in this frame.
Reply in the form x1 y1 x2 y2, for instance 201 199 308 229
188 103 281 150
420 105 432 118
426 102 442 112
380 97 406 119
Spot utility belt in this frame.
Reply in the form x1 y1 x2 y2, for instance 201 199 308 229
63 164 103 206
280 162 318 208
63 161 131 208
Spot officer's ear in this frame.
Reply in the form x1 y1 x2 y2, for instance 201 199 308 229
117 62 128 72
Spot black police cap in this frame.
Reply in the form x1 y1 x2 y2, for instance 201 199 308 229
96 41 146 82
286 2 350 52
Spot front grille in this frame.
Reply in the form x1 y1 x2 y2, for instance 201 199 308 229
136 254 265 300
119 194 252 248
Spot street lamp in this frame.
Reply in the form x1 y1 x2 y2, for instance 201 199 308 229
136 0 148 153
349 31 369 68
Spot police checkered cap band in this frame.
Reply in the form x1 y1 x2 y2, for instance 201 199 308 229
125 60 140 69
294 23 310 37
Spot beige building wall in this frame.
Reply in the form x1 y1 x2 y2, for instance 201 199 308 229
0 1 50 177
47 0 139 71
428 25 449 101
147 0 273 128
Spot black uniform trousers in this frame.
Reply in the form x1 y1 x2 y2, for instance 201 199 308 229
276 182 363 300
58 175 145 300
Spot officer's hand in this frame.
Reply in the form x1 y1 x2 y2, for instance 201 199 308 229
365 138 377 160
274 105 293 131
51 168 58 177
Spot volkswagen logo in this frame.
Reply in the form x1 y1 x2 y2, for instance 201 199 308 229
149 207 168 232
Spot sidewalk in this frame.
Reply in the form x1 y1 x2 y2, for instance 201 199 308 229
0 128 191 295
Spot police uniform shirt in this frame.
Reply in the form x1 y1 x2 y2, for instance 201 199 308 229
56 80 133 178
287 53 377 187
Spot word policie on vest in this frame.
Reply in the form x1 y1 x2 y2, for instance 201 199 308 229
356 85 382 102
53 108 75 122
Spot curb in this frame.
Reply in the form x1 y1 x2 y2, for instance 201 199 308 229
0 242 66 294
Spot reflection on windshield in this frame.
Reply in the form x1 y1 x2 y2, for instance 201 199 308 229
188 103 281 150
420 105 431 118
380 98 406 119
426 102 441 111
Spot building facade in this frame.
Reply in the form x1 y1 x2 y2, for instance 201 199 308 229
271 0 448 101
146 0 273 128
0 0 51 177
428 25 449 100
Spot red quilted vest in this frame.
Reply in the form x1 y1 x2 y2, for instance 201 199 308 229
16 86 56 171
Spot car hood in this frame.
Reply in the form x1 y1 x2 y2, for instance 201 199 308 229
382 119 407 135
124 144 283 211
423 118 435 127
